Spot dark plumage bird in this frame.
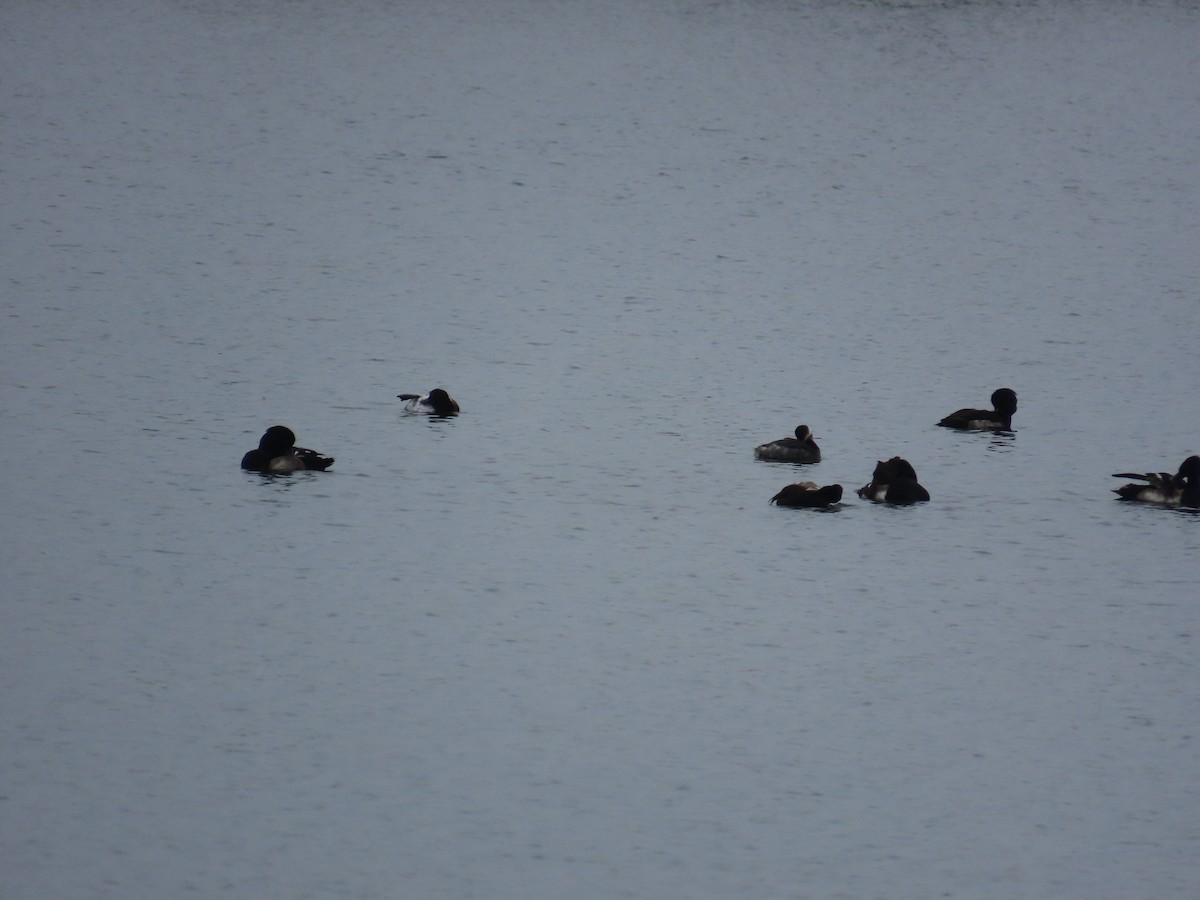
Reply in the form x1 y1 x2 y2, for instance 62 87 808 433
1112 456 1200 508
856 456 930 504
754 425 821 463
241 426 334 473
938 388 1018 431
770 482 843 508
397 388 460 416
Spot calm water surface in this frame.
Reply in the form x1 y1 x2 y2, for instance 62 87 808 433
3 1 1198 898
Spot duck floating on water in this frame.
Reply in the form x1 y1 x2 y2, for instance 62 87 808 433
770 482 843 508
754 425 821 463
1112 456 1200 508
856 456 930 504
241 426 334 473
397 388 460 416
938 388 1018 431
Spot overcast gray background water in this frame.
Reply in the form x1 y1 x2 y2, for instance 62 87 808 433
3 1 1198 898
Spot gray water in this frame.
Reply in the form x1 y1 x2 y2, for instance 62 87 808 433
3 1 1198 897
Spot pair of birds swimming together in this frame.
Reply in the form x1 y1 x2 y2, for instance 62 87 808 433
756 389 1019 508
767 455 931 508
754 389 1019 464
239 388 458 473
